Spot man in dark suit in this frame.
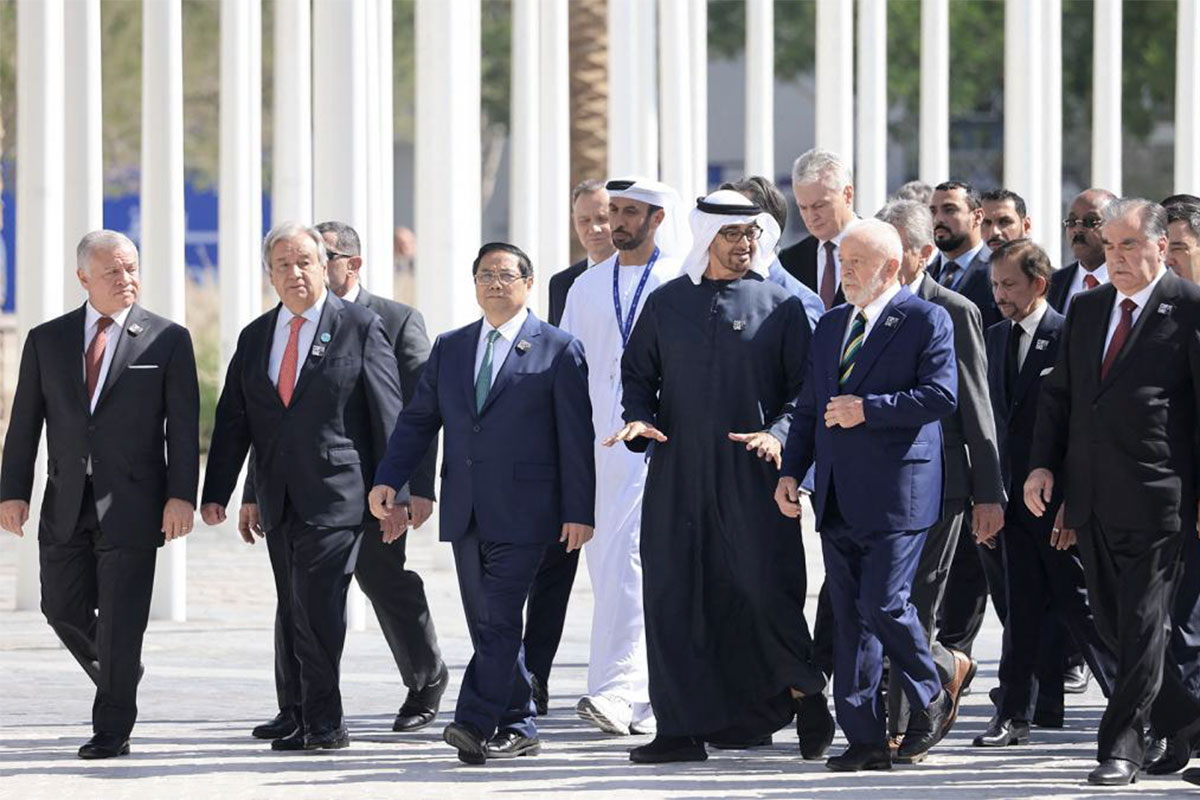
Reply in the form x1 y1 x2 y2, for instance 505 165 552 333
1047 188 1116 313
927 181 1000 329
0 231 199 759
778 148 855 309
525 179 612 716
369 242 595 765
875 200 1005 747
546 179 613 327
201 223 404 752
777 219 959 771
973 239 1116 749
1026 198 1200 785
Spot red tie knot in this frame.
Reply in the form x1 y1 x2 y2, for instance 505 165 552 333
96 316 113 332
1083 274 1099 290
1120 298 1137 315
290 315 305 332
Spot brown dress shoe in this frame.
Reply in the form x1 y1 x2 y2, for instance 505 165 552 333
943 648 977 733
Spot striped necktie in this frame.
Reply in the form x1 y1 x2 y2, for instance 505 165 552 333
475 330 501 411
839 311 867 386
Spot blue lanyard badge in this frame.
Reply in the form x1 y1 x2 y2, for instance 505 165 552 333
613 247 659 348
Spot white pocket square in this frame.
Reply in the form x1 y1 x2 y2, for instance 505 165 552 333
127 364 159 370
1039 367 1053 376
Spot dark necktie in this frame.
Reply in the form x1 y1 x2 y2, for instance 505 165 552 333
1005 322 1023 390
1100 298 1137 381
839 312 867 386
85 316 113 402
819 241 837 310
939 260 961 288
1083 273 1099 290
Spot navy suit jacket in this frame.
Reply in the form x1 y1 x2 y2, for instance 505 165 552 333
782 288 958 532
931 249 1001 329
374 311 595 544
985 306 1065 526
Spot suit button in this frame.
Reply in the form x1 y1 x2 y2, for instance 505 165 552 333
87 424 96 432
466 458 473 467
473 425 481 433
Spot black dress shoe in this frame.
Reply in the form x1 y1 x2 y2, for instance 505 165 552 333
531 673 549 717
825 743 891 772
1145 733 1192 775
271 731 307 751
630 735 707 763
1088 758 1139 785
1143 733 1168 768
1063 663 1091 694
1182 766 1200 785
394 663 450 732
78 733 130 760
896 689 953 763
253 710 300 740
486 729 542 758
796 693 836 760
708 735 772 750
444 721 488 765
304 727 350 750
972 718 1030 747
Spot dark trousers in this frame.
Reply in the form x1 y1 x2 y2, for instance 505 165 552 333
452 528 545 739
1171 536 1200 698
886 501 965 735
39 480 157 738
821 510 942 746
994 516 1117 722
522 538 581 686
265 501 362 735
1076 517 1200 763
284 522 444 695
938 523 1007 654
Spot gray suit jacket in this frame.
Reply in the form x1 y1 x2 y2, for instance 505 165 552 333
916 275 1006 507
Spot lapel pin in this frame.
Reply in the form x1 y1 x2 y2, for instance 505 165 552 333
516 339 532 353
884 316 899 328
1035 338 1049 351
127 323 144 337
320 332 332 343
732 320 746 331
311 344 326 357
1158 303 1174 315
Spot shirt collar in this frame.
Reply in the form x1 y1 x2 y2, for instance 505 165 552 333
856 281 903 323
485 306 529 343
1079 262 1108 283
908 272 926 296
1116 266 1167 310
276 289 328 333
85 302 133 331
1017 299 1049 338
942 238 988 270
341 283 362 304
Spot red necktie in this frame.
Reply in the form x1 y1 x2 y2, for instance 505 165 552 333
85 316 113 402
277 316 305 407
1100 298 1137 381
1083 273 1099 290
819 241 837 310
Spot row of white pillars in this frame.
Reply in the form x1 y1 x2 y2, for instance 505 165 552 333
855 0 888 216
814 0 855 174
1093 0 1124 195
744 0 773 179
919 0 950 187
607 0 659 180
1176 0 1200 193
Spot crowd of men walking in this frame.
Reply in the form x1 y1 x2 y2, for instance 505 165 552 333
3 146 1200 788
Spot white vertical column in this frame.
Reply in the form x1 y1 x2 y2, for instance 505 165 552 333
510 0 541 274
538 0 570 304
219 0 263 369
855 0 887 216
363 0 395 301
659 0 695 200
142 0 187 621
1175 0 1200 193
815 0 854 167
1092 0 1122 194
1042 0 1063 254
273 0 313 227
919 0 949 184
607 0 658 178
1004 0 1044 249
745 0 774 179
416 0 481 338
690 0 708 192
13 0 66 611
63 0 103 311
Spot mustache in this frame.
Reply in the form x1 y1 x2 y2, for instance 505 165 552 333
1072 233 1089 245
934 225 951 235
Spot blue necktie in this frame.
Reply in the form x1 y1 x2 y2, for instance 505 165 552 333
475 330 501 412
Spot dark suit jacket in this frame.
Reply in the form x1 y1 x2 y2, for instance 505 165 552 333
374 311 595 545
782 289 958 532
0 303 200 547
931 248 1001 329
203 292 404 532
985 306 1064 528
778 235 846 308
1047 262 1080 313
548 259 589 327
915 275 1006 507
1030 270 1200 531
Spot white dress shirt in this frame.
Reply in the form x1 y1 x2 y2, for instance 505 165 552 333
83 302 133 412
843 281 903 351
1014 299 1049 370
816 223 855 297
475 307 529 388
1065 262 1108 311
268 290 328 388
341 282 362 304
1103 267 1166 354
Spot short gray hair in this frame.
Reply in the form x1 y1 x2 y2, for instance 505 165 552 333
1102 198 1168 241
76 230 138 274
843 217 903 265
571 179 606 207
892 180 933 205
876 200 935 251
262 222 328 270
791 148 853 191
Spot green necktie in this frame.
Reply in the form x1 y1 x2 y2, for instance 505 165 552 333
839 311 867 386
475 330 501 412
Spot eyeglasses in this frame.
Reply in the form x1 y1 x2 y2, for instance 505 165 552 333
1062 217 1103 230
325 250 352 261
717 225 763 243
474 270 525 286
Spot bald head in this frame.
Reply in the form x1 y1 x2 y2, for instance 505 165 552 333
840 219 903 307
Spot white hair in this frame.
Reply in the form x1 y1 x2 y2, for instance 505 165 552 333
1103 197 1168 241
843 217 903 265
262 222 329 271
791 148 854 191
876 200 935 251
75 230 138 275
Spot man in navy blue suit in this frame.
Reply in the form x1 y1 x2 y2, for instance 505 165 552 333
777 218 959 771
368 242 595 765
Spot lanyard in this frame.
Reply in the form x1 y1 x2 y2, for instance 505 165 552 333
613 247 659 348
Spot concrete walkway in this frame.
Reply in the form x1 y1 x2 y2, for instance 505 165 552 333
0 508 1184 799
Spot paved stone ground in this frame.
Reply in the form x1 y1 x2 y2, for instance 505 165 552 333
0 498 1187 799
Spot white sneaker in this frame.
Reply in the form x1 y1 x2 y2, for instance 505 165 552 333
576 694 632 736
629 703 657 736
